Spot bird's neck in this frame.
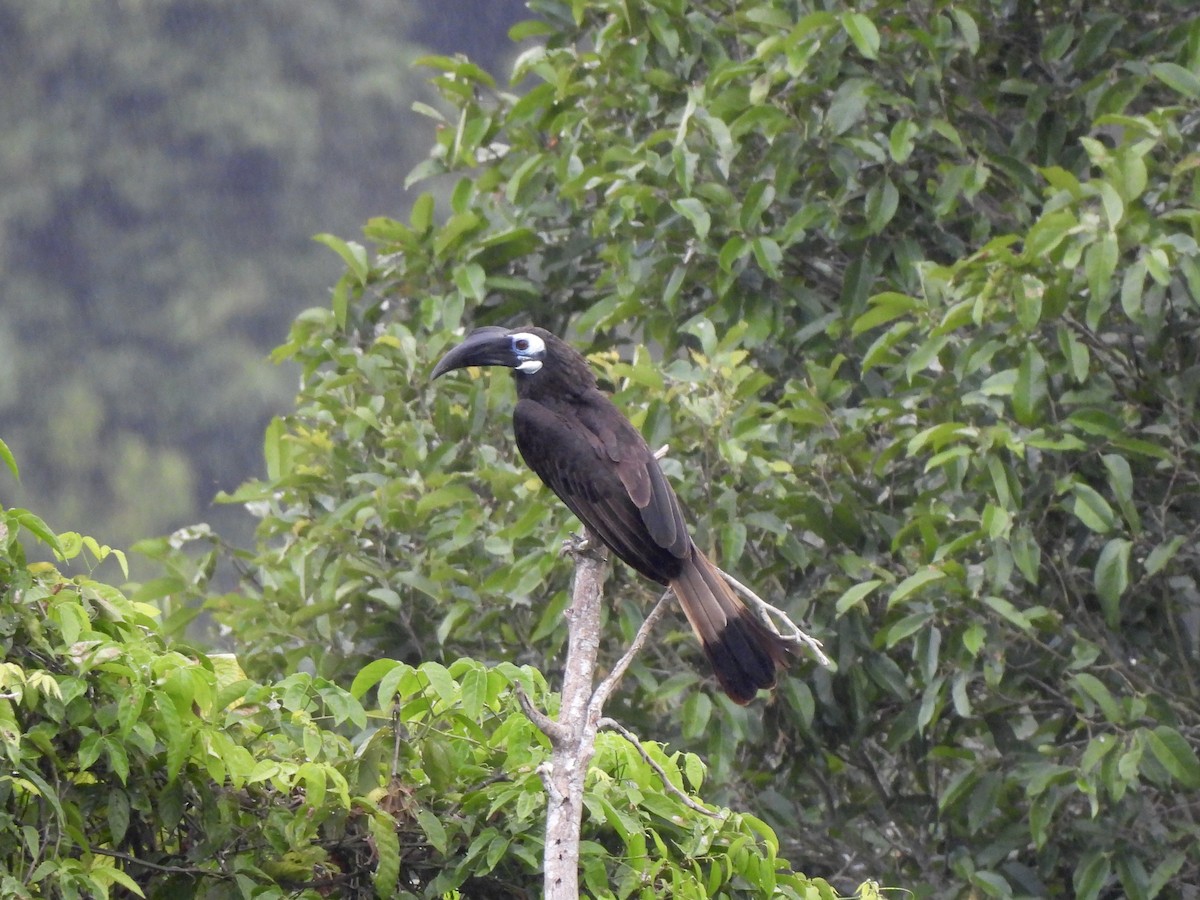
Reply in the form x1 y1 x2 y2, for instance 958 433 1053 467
513 343 599 403
514 368 596 403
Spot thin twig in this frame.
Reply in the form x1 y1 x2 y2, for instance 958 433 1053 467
89 846 229 879
588 590 673 713
598 718 724 820
716 567 831 668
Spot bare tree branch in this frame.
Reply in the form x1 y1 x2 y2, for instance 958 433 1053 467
717 566 831 668
538 529 609 900
89 846 231 880
516 684 567 745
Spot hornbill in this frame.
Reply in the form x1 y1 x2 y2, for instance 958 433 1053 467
431 325 790 703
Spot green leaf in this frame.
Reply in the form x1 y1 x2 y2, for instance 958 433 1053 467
750 237 783 278
962 623 986 656
1010 525 1041 585
1012 344 1047 426
970 871 1011 897
370 813 401 893
410 192 435 232
888 120 918 164
835 579 883 616
1094 538 1131 627
508 17 555 40
96 864 146 898
416 808 449 854
12 510 63 556
1095 181 1124 229
1145 726 1200 788
1101 454 1139 533
1148 852 1187 898
313 233 369 285
886 611 934 647
1072 673 1123 724
888 568 945 609
864 177 899 233
671 198 711 241
1059 326 1090 383
1074 851 1112 900
0 437 17 481
699 110 736 177
718 235 749 273
826 78 870 135
1120 258 1147 321
350 659 405 700
982 595 1034 632
453 262 487 303
434 211 483 257
1024 210 1075 260
1085 234 1118 326
1071 484 1116 533
1014 275 1044 330
681 690 713 741
950 8 980 54
107 788 131 846
419 661 457 704
842 12 880 59
905 334 949 382
852 292 921 336
1144 535 1184 576
262 416 287 481
460 665 488 721
299 761 327 810
1151 62 1200 98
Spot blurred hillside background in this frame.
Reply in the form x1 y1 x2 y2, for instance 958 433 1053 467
0 0 525 556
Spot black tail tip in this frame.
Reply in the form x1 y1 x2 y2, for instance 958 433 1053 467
705 613 791 704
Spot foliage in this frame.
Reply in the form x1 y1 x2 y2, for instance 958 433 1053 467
145 0 1200 895
0 469 816 898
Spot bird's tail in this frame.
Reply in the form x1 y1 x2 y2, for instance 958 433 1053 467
669 550 790 704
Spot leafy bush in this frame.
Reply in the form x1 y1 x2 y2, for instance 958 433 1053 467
1 446 816 897
149 0 1200 895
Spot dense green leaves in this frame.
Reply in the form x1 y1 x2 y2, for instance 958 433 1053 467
2 496 814 897
97 0 1200 894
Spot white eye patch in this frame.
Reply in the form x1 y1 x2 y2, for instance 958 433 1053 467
510 332 546 356
511 332 546 374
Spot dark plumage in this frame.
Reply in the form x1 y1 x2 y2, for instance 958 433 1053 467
432 325 789 703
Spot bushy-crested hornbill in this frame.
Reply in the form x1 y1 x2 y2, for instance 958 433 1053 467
431 326 789 703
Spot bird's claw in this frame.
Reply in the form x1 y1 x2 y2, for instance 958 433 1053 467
559 532 600 561
561 533 594 558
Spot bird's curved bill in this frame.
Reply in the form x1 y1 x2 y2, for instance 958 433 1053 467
430 327 515 379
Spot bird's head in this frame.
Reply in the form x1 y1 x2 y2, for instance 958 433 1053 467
431 326 549 379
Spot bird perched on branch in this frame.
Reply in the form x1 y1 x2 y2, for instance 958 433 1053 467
431 325 789 703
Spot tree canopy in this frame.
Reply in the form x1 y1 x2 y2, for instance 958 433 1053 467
5 0 1200 896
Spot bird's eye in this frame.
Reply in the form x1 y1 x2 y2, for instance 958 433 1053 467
514 338 530 351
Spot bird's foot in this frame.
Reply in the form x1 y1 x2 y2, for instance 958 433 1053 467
561 533 591 557
561 532 605 560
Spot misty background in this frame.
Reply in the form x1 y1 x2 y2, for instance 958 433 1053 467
0 0 527 554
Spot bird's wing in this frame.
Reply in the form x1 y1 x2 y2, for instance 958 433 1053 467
513 396 690 583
